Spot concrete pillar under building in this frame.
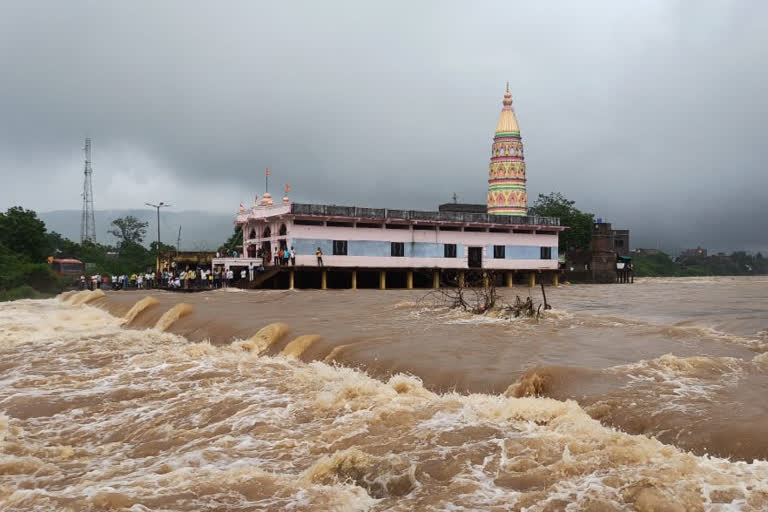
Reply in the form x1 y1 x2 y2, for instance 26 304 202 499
432 270 440 289
379 271 387 290
458 271 465 288
553 272 560 287
321 270 327 290
406 270 413 290
506 271 513 288
289 270 294 290
528 272 536 288
482 272 489 289
351 270 357 290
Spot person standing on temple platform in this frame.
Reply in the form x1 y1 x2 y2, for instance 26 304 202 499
248 261 255 281
290 246 296 266
282 247 291 265
316 247 323 266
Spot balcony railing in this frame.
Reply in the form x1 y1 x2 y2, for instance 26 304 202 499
291 203 560 226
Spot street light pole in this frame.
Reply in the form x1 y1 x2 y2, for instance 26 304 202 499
146 202 170 272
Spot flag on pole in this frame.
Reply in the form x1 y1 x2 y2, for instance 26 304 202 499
285 184 291 193
265 167 270 176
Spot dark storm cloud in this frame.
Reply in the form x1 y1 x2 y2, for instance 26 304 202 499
0 0 766 252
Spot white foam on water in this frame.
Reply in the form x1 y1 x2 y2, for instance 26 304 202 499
2 299 768 510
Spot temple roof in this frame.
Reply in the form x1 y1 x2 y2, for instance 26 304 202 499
495 82 520 135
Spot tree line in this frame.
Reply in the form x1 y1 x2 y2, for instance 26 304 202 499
0 207 173 301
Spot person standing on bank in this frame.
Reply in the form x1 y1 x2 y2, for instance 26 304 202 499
248 261 254 281
316 247 323 266
274 247 280 266
290 246 296 265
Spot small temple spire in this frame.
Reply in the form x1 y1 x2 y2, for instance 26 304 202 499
503 82 513 108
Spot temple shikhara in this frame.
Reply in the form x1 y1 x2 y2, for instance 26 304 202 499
212 85 564 289
487 83 527 215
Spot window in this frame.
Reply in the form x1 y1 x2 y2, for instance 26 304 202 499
540 247 552 260
279 224 287 236
444 244 457 258
263 227 271 238
493 245 505 259
248 228 257 239
391 242 404 257
333 240 348 256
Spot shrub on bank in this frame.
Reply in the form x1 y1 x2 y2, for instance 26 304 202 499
0 284 44 302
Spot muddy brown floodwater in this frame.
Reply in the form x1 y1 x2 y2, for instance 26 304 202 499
1 276 768 510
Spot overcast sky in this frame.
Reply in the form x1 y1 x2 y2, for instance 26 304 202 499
1 1 766 252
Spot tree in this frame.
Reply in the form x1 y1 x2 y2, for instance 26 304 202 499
528 192 594 253
218 226 243 253
108 216 148 245
149 241 176 256
117 240 154 272
0 206 48 262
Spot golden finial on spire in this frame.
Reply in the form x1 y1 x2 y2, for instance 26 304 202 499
503 82 512 107
506 81 509 93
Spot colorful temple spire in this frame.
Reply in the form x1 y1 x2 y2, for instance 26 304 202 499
487 83 527 215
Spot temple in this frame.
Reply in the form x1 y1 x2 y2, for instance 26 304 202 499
488 83 527 215
211 85 564 289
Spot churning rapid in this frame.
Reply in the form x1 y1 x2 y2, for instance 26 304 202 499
2 278 768 510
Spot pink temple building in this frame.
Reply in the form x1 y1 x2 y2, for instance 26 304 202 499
212 86 565 289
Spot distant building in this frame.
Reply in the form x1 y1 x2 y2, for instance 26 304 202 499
160 251 215 271
566 221 632 283
680 246 708 258
613 229 630 257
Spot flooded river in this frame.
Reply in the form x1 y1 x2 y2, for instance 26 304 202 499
1 277 767 510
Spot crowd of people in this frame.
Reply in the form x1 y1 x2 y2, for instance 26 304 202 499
76 245 325 292
220 245 298 266
77 267 241 291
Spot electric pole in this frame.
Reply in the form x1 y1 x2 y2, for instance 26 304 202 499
146 202 170 272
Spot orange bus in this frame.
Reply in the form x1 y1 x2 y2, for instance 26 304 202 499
51 258 84 276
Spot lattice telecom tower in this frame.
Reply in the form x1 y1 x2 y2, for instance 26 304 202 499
80 138 96 243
